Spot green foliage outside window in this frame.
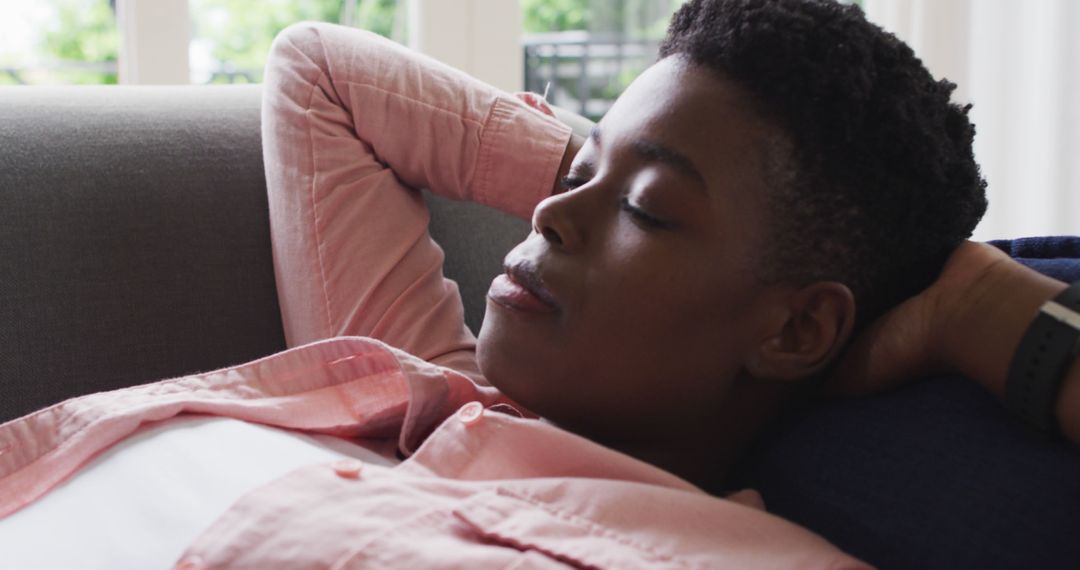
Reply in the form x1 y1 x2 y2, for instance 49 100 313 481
42 0 119 83
4 0 397 85
8 0 767 87
523 0 590 33
190 0 399 83
522 1 686 120
523 0 689 35
0 0 119 85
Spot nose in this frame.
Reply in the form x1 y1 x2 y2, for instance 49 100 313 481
531 190 584 251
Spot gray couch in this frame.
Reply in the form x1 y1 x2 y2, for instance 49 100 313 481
2 85 1078 570
0 85 527 420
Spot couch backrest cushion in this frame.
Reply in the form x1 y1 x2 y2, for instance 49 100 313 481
0 86 286 421
0 85 526 422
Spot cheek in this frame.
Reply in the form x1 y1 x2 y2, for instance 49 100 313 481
553 283 751 433
571 248 753 375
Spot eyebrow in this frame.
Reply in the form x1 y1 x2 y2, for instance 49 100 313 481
589 126 707 190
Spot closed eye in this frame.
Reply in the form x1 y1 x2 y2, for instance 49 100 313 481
620 197 671 229
559 176 672 230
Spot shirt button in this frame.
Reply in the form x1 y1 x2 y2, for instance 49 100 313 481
332 458 363 479
174 555 206 570
457 401 485 426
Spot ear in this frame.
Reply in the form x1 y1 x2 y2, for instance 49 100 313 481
744 282 856 382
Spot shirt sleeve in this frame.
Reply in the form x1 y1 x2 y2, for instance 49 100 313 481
305 25 573 220
472 93 573 219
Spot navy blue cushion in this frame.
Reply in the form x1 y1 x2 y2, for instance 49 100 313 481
735 236 1080 570
990 236 1080 283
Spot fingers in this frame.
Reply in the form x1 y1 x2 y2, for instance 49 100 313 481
826 294 939 395
825 241 1012 397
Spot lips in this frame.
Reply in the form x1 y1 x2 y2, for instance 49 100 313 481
487 263 559 314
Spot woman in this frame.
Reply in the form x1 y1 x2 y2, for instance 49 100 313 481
1 0 1076 567
263 0 1077 480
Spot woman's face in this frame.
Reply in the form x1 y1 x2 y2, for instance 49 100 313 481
477 56 782 442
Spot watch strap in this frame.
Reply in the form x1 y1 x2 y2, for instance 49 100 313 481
1005 280 1080 434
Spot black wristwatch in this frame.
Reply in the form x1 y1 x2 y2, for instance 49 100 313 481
1006 280 1080 435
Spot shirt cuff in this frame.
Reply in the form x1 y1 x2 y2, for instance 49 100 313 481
473 94 573 220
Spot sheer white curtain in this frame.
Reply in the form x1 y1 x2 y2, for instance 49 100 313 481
863 0 1080 240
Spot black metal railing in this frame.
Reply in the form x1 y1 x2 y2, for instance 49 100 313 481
523 31 660 121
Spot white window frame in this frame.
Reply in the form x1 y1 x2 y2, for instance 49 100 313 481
115 0 522 89
117 0 190 85
408 0 522 92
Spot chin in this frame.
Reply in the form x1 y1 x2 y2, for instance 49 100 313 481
476 317 526 398
476 313 560 419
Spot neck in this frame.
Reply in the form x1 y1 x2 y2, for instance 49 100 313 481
605 435 738 494
602 379 789 495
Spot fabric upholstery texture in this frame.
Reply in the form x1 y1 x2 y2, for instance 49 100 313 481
423 192 529 335
0 85 526 423
0 86 283 421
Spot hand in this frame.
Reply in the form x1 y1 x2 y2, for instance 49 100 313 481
827 241 1012 395
511 89 583 196
828 240 1080 443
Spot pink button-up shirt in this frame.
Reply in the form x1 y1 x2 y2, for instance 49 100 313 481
0 338 864 568
0 22 868 569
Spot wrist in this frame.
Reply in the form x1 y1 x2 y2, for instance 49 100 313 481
938 258 1080 442
1004 280 1080 436
938 255 1068 400
1056 354 1080 442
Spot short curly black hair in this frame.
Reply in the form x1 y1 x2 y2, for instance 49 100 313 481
659 0 987 325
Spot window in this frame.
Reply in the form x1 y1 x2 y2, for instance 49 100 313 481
522 0 686 121
189 0 403 84
2 0 686 98
521 0 861 120
0 0 119 85
0 0 402 86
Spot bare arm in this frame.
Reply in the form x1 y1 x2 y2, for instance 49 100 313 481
936 245 1078 442
831 242 1080 444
